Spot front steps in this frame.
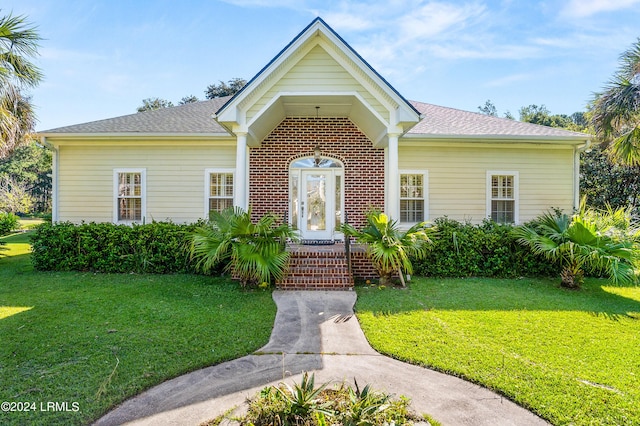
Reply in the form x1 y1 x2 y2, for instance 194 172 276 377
278 244 354 290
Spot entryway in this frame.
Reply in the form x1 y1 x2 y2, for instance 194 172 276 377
289 156 343 241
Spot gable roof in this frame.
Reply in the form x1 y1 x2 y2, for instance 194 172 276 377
213 17 421 147
216 17 420 120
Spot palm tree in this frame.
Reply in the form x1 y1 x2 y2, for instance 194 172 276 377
591 38 640 165
189 207 298 287
342 211 435 286
0 12 42 159
513 206 639 289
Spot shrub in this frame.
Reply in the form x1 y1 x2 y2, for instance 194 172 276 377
413 217 559 278
30 221 206 274
204 373 431 426
0 212 20 236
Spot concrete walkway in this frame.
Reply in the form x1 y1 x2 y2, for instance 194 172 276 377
95 291 549 426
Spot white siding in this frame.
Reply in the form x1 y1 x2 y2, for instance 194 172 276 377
398 143 575 224
57 142 235 223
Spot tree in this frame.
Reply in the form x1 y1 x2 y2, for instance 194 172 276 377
189 207 298 287
513 206 639 289
205 78 247 99
591 38 640 165
0 12 42 159
478 99 498 116
0 175 34 214
179 95 199 105
519 104 574 128
341 211 435 286
0 139 51 212
136 97 174 112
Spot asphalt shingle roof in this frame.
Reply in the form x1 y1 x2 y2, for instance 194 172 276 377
41 97 230 134
40 97 590 140
409 101 589 139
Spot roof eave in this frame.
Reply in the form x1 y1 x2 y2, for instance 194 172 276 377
401 133 592 144
39 132 232 139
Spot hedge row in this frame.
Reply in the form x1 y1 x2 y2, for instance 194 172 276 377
413 217 560 278
30 219 559 278
30 221 203 274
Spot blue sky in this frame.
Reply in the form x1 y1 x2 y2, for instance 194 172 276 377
4 0 640 131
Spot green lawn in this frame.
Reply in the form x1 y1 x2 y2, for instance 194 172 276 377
0 232 276 426
356 277 640 425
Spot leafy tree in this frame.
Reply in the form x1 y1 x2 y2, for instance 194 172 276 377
205 78 247 99
591 38 640 165
136 97 174 112
341 211 435 286
189 207 298 287
0 139 51 212
0 175 34 214
519 104 574 128
0 12 42 159
513 206 639 289
478 99 498 116
581 145 640 215
179 95 199 105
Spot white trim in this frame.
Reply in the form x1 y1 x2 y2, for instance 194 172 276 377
204 168 236 218
399 170 429 225
234 133 248 210
386 134 400 221
486 171 519 224
113 168 146 224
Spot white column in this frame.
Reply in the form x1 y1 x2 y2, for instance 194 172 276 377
386 133 400 220
235 132 248 211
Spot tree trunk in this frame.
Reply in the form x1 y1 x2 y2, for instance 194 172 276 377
560 265 584 289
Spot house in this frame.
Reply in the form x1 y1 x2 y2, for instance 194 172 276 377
40 17 590 243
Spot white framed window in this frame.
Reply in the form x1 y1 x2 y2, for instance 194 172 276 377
399 171 428 223
113 168 146 223
205 169 234 218
487 171 519 224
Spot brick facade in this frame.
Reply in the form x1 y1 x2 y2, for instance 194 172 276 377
249 117 385 231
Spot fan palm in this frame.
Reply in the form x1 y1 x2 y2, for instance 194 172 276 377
591 38 640 165
342 211 435 286
0 12 42 158
189 207 298 287
513 206 639 289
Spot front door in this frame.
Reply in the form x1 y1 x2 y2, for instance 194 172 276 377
300 169 333 240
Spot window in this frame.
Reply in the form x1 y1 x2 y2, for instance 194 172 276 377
206 169 234 217
487 171 518 224
114 169 146 223
400 172 427 223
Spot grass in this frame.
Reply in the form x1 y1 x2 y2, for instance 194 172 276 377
0 232 277 426
355 277 640 425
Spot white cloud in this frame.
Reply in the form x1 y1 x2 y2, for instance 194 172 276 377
561 0 640 18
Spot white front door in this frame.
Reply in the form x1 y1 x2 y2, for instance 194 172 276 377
300 169 333 240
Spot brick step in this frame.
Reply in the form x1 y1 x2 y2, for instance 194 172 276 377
278 246 354 290
285 267 349 276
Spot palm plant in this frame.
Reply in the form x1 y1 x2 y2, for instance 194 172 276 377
591 37 640 165
189 207 298 287
342 211 435 286
0 12 43 158
513 206 640 289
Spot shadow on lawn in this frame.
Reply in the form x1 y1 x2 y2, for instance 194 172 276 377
360 277 640 321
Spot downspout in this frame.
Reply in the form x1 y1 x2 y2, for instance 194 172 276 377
41 136 58 223
574 138 592 212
